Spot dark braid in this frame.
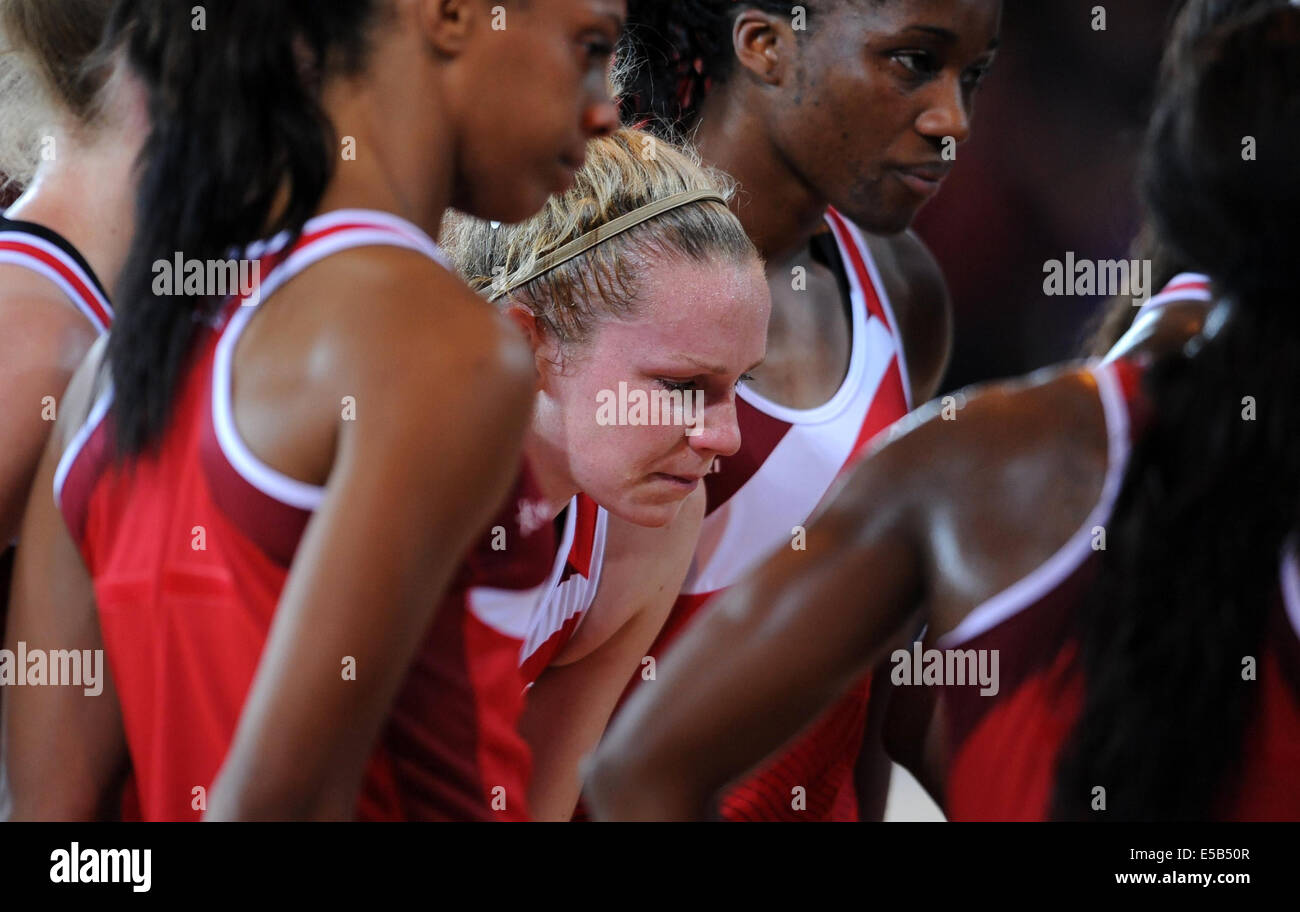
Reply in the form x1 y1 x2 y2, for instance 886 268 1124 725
616 0 813 139
1054 5 1300 820
103 1 382 455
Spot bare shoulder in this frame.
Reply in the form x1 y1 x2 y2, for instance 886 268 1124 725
864 230 952 405
830 365 1110 541
0 268 100 383
829 364 1113 629
1106 299 1209 363
246 244 535 411
53 334 111 452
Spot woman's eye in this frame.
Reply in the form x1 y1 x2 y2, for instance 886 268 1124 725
962 64 991 90
892 51 938 79
657 378 695 393
735 373 756 388
585 41 614 64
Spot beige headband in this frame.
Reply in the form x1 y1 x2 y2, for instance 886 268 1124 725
487 189 729 302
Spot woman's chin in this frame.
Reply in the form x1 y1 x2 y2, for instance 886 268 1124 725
605 497 678 530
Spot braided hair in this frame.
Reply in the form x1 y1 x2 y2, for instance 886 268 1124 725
103 1 383 456
615 0 818 139
1054 4 1300 820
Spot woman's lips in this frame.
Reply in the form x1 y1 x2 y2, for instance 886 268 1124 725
652 472 702 492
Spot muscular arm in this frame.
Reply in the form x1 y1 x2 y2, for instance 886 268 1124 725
585 442 928 821
205 258 535 820
0 286 97 544
5 337 130 820
521 486 704 821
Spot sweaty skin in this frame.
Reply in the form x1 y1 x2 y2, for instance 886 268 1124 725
515 256 771 820
596 0 1000 817
0 65 144 547
3 0 628 821
584 364 1113 820
585 303 1214 819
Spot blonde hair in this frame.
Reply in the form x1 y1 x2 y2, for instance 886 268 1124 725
0 0 112 187
444 127 759 347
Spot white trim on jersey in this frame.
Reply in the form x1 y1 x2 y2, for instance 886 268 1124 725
838 215 915 412
211 210 450 512
470 500 578 641
736 236 871 425
1133 271 1213 322
686 318 898 596
520 500 609 664
937 361 1132 648
0 230 113 333
53 382 115 510
682 212 905 596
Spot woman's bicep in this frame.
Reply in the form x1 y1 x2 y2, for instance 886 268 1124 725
0 296 96 542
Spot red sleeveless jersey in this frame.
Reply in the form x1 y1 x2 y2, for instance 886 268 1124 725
520 493 607 686
939 357 1300 820
54 210 559 821
0 214 116 817
2 215 114 616
0 215 114 334
612 209 913 821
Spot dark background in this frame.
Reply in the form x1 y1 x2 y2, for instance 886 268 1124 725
914 0 1183 390
2 0 1185 392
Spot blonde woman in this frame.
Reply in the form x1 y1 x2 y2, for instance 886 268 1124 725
446 127 772 820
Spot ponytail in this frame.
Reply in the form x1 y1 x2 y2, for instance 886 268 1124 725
1082 0 1291 357
105 0 380 455
1054 5 1300 819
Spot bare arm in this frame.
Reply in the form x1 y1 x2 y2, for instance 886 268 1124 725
585 443 927 821
521 487 704 820
5 336 130 820
1103 299 1209 364
206 260 535 820
0 287 97 544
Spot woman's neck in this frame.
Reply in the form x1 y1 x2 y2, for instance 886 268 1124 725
522 427 581 521
6 122 139 294
692 90 830 264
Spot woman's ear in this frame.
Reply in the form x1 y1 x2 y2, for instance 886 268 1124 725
502 300 540 345
732 10 793 87
502 301 555 390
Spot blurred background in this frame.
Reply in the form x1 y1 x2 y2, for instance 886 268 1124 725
915 0 1183 391
0 0 1185 387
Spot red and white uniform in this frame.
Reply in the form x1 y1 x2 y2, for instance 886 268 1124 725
55 210 559 821
939 357 1300 820
0 215 114 334
520 493 607 686
0 215 113 620
631 208 914 821
1134 271 1212 322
